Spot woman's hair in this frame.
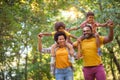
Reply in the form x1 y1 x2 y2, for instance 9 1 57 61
54 22 65 31
54 31 67 42
86 11 94 18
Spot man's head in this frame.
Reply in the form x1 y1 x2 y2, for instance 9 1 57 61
54 31 67 45
54 22 65 31
86 12 94 23
82 25 93 39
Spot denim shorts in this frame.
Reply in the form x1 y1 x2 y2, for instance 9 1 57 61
55 66 73 80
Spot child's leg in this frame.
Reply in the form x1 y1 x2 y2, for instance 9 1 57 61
50 43 57 64
95 33 102 56
77 41 83 59
65 42 75 64
66 37 73 44
80 35 85 41
51 43 58 57
50 43 57 75
77 35 85 42
65 42 74 56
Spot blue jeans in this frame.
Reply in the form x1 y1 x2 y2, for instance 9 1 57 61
55 67 73 80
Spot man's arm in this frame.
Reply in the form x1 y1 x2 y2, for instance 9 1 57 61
103 21 114 44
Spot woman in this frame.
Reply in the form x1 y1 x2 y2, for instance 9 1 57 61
51 31 74 80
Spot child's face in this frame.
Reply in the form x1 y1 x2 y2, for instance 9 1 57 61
87 16 94 23
58 27 64 31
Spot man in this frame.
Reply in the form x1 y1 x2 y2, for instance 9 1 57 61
73 21 114 80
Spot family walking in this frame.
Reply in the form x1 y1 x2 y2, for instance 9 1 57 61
38 12 114 80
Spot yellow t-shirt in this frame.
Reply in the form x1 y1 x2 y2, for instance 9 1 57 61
55 47 72 68
51 30 71 37
73 36 104 67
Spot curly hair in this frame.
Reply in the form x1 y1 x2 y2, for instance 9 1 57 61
86 11 94 18
54 22 65 31
54 31 67 43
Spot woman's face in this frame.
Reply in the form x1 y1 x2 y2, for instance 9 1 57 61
57 35 66 46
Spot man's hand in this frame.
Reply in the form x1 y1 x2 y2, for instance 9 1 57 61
107 20 114 28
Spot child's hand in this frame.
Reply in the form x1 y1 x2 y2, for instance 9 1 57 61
94 32 99 37
38 33 43 37
75 53 83 60
77 36 82 42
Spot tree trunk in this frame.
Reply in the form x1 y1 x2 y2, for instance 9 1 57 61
109 49 120 73
115 36 120 48
110 55 116 80
25 55 28 80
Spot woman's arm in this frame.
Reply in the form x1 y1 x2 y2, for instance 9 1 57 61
38 33 51 53
38 34 42 52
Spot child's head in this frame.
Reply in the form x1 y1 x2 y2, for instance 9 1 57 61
54 22 65 31
86 12 94 23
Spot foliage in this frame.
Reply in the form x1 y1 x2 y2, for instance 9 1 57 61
0 0 120 80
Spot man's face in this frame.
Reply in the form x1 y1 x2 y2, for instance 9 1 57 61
87 15 94 23
83 27 93 39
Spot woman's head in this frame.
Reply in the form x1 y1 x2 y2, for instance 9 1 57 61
54 22 65 31
54 31 67 46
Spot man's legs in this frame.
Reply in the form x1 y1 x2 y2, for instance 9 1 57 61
95 65 106 80
82 67 95 80
82 64 106 80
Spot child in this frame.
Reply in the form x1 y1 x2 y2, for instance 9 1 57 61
39 22 77 40
39 22 77 63
69 11 109 56
39 22 77 51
